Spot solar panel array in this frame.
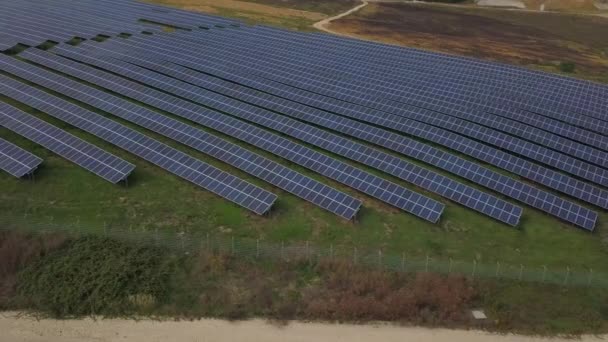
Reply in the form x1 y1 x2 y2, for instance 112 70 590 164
119 33 608 187
34 45 523 225
76 37 608 210
17 48 363 220
47 42 602 230
0 100 134 183
0 137 42 178
10 48 444 223
0 0 607 230
0 74 277 215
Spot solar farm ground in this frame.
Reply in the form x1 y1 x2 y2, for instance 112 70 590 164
1 75 606 273
2 0 608 335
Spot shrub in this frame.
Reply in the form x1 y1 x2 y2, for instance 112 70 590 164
16 236 176 317
559 61 576 73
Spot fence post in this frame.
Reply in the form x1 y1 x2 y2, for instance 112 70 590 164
472 260 477 279
588 268 593 287
401 252 406 272
519 265 524 281
448 258 453 274
564 267 570 286
425 254 429 273
542 265 547 283
495 262 500 277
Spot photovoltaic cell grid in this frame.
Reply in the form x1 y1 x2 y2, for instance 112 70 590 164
0 101 134 183
18 48 363 220
24 47 446 223
0 0 606 230
163 27 608 140
0 137 42 178
54 44 599 230
0 74 277 215
199 27 608 132
84 37 608 212
55 44 524 225
125 33 608 187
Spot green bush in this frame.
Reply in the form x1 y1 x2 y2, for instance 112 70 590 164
16 237 176 317
559 61 576 73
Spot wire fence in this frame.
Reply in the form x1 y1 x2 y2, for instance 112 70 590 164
1 215 604 288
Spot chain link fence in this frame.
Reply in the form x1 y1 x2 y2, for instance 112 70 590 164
1 215 604 288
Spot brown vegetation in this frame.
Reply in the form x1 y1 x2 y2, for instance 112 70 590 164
329 3 608 82
0 231 67 305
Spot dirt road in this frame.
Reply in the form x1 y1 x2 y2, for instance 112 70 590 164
313 1 368 34
1 312 606 342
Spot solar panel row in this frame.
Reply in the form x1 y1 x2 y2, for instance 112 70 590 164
51 43 600 230
54 45 524 225
0 100 134 183
294 26 608 102
0 137 42 178
86 38 608 211
126 33 608 186
19 48 363 220
211 27 607 128
0 74 278 215
174 28 608 139
19 48 446 223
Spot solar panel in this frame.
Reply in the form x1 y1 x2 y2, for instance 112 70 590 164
58 46 600 230
48 45 523 226
0 137 42 178
141 29 608 134
10 48 443 223
18 48 363 220
0 74 277 215
202 27 608 132
0 101 134 183
87 37 608 211
123 33 608 186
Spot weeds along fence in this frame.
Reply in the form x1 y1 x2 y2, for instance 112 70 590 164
1 215 605 288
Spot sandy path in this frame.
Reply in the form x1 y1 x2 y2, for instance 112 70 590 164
313 1 369 34
2 312 607 342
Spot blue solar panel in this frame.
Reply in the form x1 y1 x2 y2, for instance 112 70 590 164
84 37 608 213
59 45 600 229
18 48 363 220
17 47 445 223
0 101 134 183
0 137 42 178
0 73 277 215
45 44 524 225
120 33 608 187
